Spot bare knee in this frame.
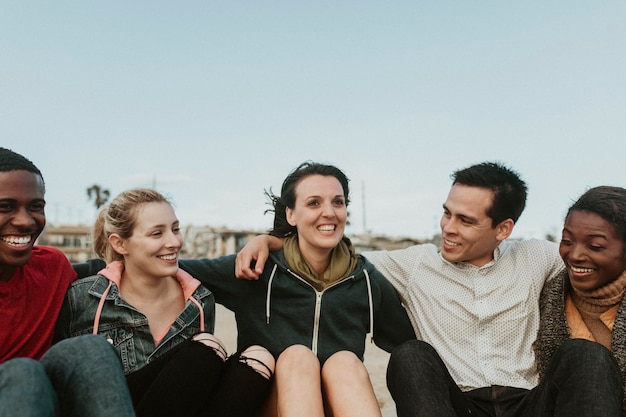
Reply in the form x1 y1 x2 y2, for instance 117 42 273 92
321 351 380 417
192 332 227 361
277 345 320 372
322 350 367 382
273 346 324 416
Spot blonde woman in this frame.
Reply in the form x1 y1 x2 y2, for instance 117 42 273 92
55 188 274 417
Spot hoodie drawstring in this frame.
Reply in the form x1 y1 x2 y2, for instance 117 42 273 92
92 280 206 338
93 280 113 337
263 262 374 346
266 264 278 324
364 269 374 344
189 297 205 332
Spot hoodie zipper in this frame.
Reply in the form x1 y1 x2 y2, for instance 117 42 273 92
312 292 323 354
286 270 354 356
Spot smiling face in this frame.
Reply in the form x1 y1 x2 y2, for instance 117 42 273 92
286 174 347 260
560 210 626 292
439 184 513 267
0 170 46 281
110 201 183 280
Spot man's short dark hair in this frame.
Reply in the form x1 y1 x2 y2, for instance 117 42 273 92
452 161 527 227
0 147 45 189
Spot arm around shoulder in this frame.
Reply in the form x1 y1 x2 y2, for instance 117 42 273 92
235 234 284 279
362 243 433 296
367 263 416 353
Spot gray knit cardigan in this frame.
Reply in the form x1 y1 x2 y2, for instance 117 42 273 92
534 271 626 414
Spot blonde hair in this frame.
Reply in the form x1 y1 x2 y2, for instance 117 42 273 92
93 188 172 263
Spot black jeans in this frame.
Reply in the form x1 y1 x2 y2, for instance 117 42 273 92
126 340 272 417
387 339 623 417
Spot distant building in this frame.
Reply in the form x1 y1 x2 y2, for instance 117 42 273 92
37 224 94 263
181 225 263 258
351 233 427 252
37 224 267 263
38 224 431 263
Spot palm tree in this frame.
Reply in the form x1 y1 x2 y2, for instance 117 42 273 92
86 184 110 209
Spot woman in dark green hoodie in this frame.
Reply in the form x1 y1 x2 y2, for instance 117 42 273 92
182 162 414 417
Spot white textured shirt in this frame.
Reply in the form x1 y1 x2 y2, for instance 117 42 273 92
364 239 564 391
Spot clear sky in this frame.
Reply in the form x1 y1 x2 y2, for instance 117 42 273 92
2 1 625 240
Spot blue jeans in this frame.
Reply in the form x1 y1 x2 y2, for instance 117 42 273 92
387 339 623 417
0 335 135 417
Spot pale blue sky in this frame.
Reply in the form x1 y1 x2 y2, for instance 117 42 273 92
2 1 625 240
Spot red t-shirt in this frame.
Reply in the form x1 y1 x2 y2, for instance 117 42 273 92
0 246 77 362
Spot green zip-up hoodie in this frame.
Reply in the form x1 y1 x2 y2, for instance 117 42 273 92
182 250 415 364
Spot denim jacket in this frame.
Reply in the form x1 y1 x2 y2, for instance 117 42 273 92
54 261 215 375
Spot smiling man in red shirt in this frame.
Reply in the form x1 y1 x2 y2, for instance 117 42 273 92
0 147 135 417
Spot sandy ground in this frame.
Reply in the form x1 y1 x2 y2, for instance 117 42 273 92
214 305 397 417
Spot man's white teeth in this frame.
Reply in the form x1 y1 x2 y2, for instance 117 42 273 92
159 254 177 261
2 236 32 246
571 266 595 273
444 239 459 247
318 225 335 232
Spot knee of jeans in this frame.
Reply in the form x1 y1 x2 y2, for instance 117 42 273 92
556 339 609 361
1 358 45 380
391 340 436 362
388 340 442 375
0 358 54 396
48 334 115 362
239 345 275 379
552 339 620 377
192 332 228 361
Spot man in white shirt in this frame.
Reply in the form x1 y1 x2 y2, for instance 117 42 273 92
236 161 622 417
